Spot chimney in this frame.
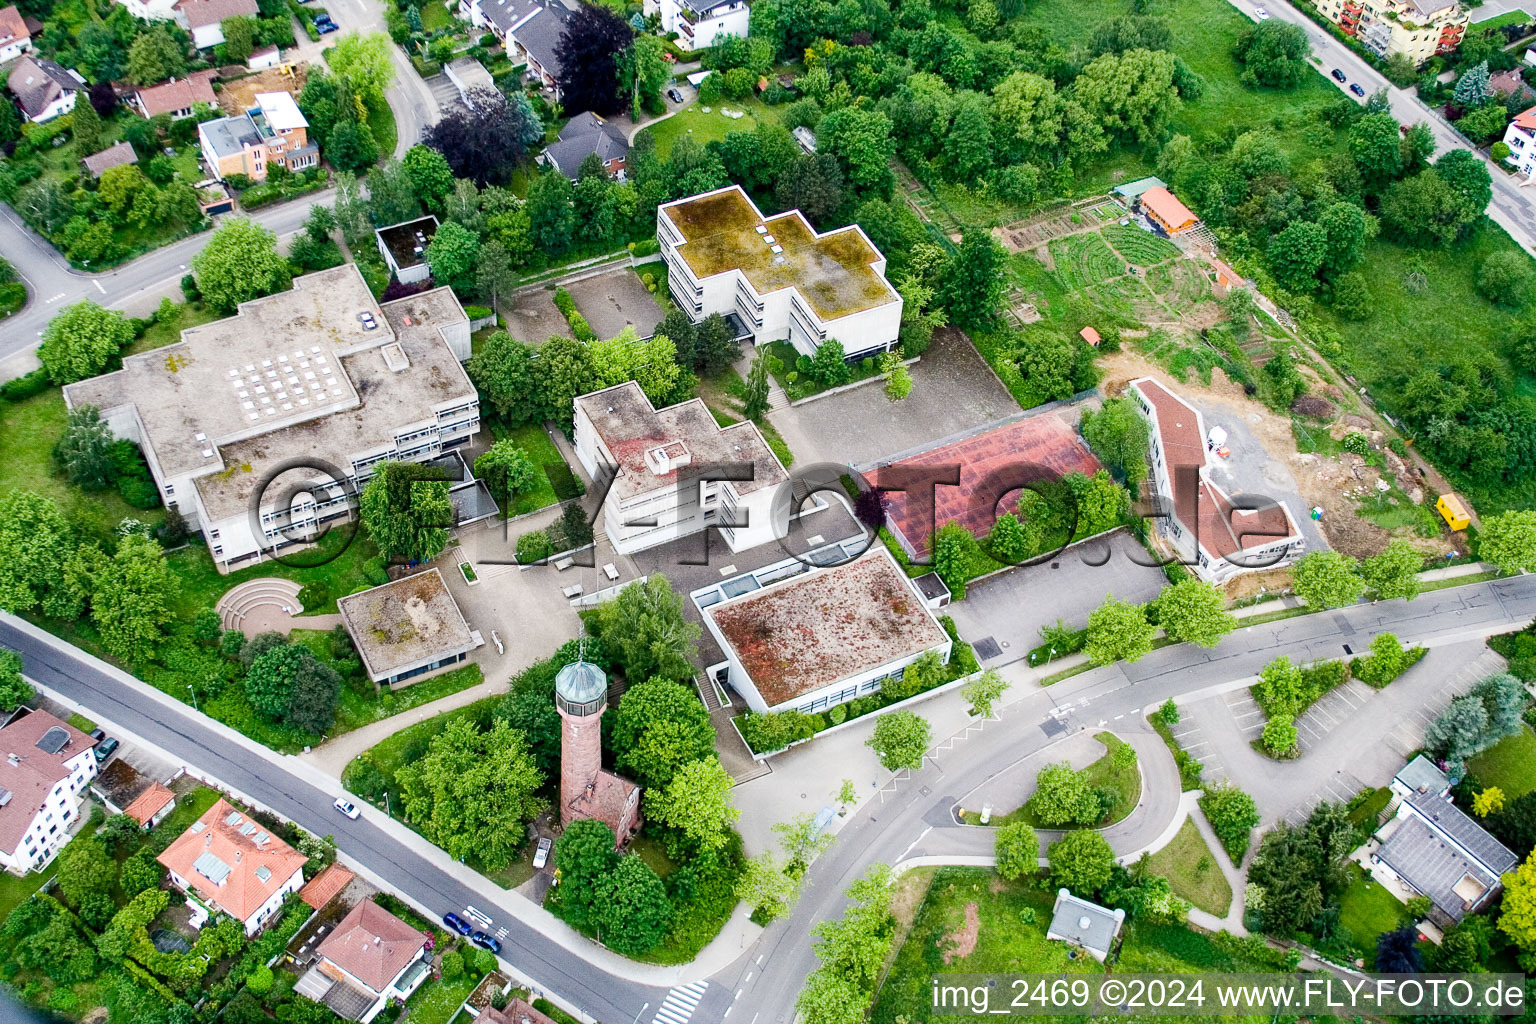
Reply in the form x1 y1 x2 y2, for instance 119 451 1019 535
234 850 241 862
204 832 212 848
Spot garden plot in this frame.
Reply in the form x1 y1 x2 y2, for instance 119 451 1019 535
993 206 1085 252
1145 260 1220 321
1102 223 1180 266
1048 232 1126 291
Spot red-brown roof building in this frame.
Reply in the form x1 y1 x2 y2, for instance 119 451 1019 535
132 69 217 120
1139 186 1197 236
310 899 431 1020
299 862 355 910
0 711 98 876
157 798 307 934
0 4 32 62
122 782 177 829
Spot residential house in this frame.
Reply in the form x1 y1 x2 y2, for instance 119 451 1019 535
0 711 98 876
644 0 748 50
174 0 260 49
1502 105 1536 179
248 44 281 69
298 863 355 909
1138 185 1197 236
0 5 33 63
337 569 484 687
198 91 317 182
156 798 308 934
308 900 430 1022
1046 889 1124 962
6 55 83 122
375 216 438 285
479 999 560 1024
658 184 904 360
572 380 788 555
460 0 570 95
64 266 482 570
1371 757 1517 925
1490 67 1533 103
1129 378 1305 583
443 56 496 108
1310 0 1466 63
132 69 218 120
539 111 628 179
699 547 953 717
91 759 173 824
122 783 177 830
82 141 138 178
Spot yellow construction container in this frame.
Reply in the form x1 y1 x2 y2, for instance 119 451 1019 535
1437 493 1471 531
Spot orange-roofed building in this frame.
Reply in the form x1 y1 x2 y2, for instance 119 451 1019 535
1501 106 1536 180
1079 326 1101 347
122 782 176 830
157 798 307 935
309 899 430 1021
299 862 355 909
1139 186 1197 236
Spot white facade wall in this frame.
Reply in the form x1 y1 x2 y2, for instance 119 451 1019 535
0 751 97 876
169 864 303 935
648 0 749 50
1503 123 1536 179
116 0 179 20
27 88 75 123
0 35 30 62
188 21 225 48
323 948 428 1024
572 401 780 555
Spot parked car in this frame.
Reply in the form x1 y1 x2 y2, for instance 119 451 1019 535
666 86 685 103
443 912 472 936
1254 6 1269 17
89 728 105 743
1331 68 1347 82
93 736 119 763
533 837 552 869
334 797 360 819
1349 83 1366 97
314 14 338 32
470 931 502 953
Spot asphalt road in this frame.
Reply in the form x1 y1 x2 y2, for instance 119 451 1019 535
1228 0 1536 255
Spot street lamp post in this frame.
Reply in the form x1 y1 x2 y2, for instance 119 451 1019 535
629 1002 649 1024
187 683 198 713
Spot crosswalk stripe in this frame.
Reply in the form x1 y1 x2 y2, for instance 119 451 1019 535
652 982 709 1024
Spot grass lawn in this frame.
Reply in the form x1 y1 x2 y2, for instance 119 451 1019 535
420 0 457 30
367 97 399 160
636 96 777 160
343 695 502 795
1143 817 1232 917
66 712 96 733
1471 8 1530 27
960 732 1140 827
156 785 221 840
1332 863 1407 965
409 972 480 1024
490 422 581 516
1468 726 1536 799
125 301 224 356
164 527 381 619
763 339 884 399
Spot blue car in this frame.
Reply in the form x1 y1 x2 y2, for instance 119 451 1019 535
470 931 502 954
442 912 472 936
314 14 338 32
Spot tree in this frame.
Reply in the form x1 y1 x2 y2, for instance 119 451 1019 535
402 144 455 212
1482 511 1536 574
555 3 633 116
424 88 541 185
222 15 257 63
1234 21 1309 88
467 332 538 424
327 32 395 107
424 220 480 293
358 460 453 562
938 229 1005 329
0 492 83 619
994 820 1038 880
1155 578 1236 648
1458 102 1510 143
645 757 739 850
1474 787 1506 817
610 677 716 790
1453 61 1492 109
39 300 133 385
126 26 186 86
532 334 598 428
548 819 620 931
987 512 1034 564
742 350 775 420
932 521 983 597
96 813 141 854
865 710 930 771
1048 830 1114 895
774 812 836 868
91 534 178 663
525 169 576 256
1291 550 1364 608
1499 850 1536 952
1084 595 1154 665
17 913 96 984
0 651 31 712
992 71 1063 158
325 120 380 174
1029 762 1100 826
1436 148 1493 216
1425 692 1491 766
775 153 843 223
191 218 290 313
1200 783 1260 862
1377 926 1424 973
737 853 800 921
1349 112 1404 187
587 575 701 682
961 669 1009 718
590 854 672 954
1477 251 1532 308
395 717 545 867
54 404 117 492
808 338 851 387
1074 48 1181 146
475 239 517 313
817 107 896 196
245 642 341 733
1380 169 1477 247
1267 220 1329 291
473 440 537 511
1080 398 1149 483
71 98 103 155
57 838 114 908
692 312 740 376
1362 539 1422 601
1261 713 1298 756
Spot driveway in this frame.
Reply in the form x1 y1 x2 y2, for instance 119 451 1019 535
564 267 664 340
501 286 566 344
1200 398 1327 554
766 328 1019 469
944 528 1170 669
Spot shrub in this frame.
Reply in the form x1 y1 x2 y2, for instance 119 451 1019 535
1341 432 1370 456
1 368 52 402
440 949 464 979
828 704 846 725
516 530 552 564
463 304 492 321
1157 698 1180 725
1200 783 1260 862
738 710 818 752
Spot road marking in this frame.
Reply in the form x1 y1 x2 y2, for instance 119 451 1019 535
898 826 932 861
652 981 707 1024
744 972 753 983
93 280 104 294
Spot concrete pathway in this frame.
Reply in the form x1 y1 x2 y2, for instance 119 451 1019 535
299 676 513 776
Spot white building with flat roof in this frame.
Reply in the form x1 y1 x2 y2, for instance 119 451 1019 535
337 569 483 687
573 381 789 555
65 265 480 571
701 547 952 715
658 185 903 361
644 0 747 50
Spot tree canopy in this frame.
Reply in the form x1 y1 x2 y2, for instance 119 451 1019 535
191 218 291 313
39 300 134 385
358 460 453 563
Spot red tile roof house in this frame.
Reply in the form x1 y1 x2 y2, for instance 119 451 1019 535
480 999 560 1024
0 5 33 63
131 69 217 120
701 547 952 716
157 798 308 935
306 899 431 1022
875 414 1103 560
122 782 177 830
0 711 98 876
1128 377 1305 584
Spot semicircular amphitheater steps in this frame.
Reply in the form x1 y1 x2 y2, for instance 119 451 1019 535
216 578 306 631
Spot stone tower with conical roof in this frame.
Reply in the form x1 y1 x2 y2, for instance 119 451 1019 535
554 656 608 828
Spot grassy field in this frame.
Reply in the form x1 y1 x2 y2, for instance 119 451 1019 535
409 972 480 1024
367 97 399 160
1468 727 1536 799
1143 817 1232 917
1470 8 1530 27
871 866 1278 1023
636 96 778 160
163 528 380 619
490 421 581 516
1332 863 1407 966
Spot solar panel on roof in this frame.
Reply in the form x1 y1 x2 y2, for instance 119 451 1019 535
193 851 231 885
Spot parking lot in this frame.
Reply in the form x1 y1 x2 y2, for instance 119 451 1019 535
563 267 665 340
